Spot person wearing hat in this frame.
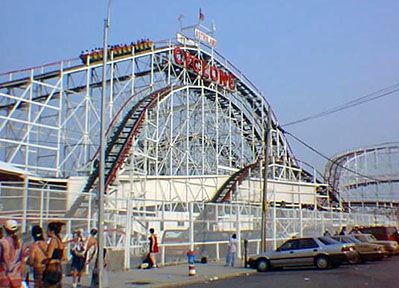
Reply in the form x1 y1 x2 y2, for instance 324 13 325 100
28 225 47 288
0 219 25 288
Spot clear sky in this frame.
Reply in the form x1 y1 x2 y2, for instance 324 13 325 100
1 0 398 173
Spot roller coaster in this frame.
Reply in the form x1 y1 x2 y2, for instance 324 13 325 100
325 142 399 211
0 27 329 226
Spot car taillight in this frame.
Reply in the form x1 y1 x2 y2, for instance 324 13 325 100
341 246 353 252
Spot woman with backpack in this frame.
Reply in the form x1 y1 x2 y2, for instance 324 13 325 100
28 225 48 288
0 219 25 288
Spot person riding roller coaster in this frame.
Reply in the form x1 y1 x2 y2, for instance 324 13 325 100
80 39 154 64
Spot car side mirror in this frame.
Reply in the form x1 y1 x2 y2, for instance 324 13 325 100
276 247 281 252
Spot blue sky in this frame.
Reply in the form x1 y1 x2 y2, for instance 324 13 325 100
1 0 398 172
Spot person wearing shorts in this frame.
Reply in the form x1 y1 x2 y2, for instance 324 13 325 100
148 228 159 268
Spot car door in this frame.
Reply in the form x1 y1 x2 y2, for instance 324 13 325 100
295 238 320 266
271 239 300 267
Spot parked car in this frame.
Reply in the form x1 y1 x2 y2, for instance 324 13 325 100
351 233 399 256
332 235 384 262
352 226 399 244
248 237 357 272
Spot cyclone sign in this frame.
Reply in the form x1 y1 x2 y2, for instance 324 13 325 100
173 47 236 91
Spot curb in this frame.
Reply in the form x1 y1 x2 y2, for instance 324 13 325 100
150 269 257 288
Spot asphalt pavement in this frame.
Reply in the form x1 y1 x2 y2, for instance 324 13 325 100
61 260 256 287
180 256 399 288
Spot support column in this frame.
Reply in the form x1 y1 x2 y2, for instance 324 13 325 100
236 205 241 258
273 185 277 249
189 202 194 251
22 177 28 233
124 197 132 270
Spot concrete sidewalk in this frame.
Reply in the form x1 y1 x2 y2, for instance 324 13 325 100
62 261 256 287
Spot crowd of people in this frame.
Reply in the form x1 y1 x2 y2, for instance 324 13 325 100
0 219 102 288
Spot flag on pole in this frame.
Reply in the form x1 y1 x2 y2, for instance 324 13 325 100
199 8 205 21
177 14 184 22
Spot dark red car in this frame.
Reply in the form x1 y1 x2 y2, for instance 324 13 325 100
354 226 399 244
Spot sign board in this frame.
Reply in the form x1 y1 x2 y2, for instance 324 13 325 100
194 28 217 48
176 33 197 47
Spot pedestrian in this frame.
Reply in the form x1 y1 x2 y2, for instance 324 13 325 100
0 219 25 288
71 229 86 288
43 221 65 288
148 228 159 268
225 233 238 267
323 229 332 237
27 225 47 288
85 228 98 288
339 227 347 236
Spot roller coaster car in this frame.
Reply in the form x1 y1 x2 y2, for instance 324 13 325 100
79 40 154 64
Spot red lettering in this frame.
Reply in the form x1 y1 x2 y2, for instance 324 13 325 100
173 47 235 91
192 57 201 74
201 59 209 79
228 74 236 91
210 65 218 82
183 51 192 68
173 47 184 65
219 70 228 87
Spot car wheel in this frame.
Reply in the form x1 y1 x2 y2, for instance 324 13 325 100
257 258 270 272
349 253 362 264
315 255 330 269
376 254 384 261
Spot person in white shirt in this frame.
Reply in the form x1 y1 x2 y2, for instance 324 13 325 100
225 233 238 267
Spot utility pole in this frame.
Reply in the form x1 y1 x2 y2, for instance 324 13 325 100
261 105 272 253
98 1 111 287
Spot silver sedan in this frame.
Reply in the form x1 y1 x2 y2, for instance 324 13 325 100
248 237 356 272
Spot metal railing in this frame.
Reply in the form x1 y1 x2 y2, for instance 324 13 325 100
0 186 397 269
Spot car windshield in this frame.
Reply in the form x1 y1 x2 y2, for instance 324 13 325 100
356 234 376 242
332 236 345 243
368 234 377 241
346 236 362 243
318 237 340 245
333 236 354 244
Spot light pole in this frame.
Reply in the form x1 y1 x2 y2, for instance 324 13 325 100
98 1 111 287
261 104 272 253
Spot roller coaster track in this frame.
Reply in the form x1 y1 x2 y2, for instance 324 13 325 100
210 159 338 211
211 160 260 203
65 86 175 218
65 83 266 218
324 142 399 206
